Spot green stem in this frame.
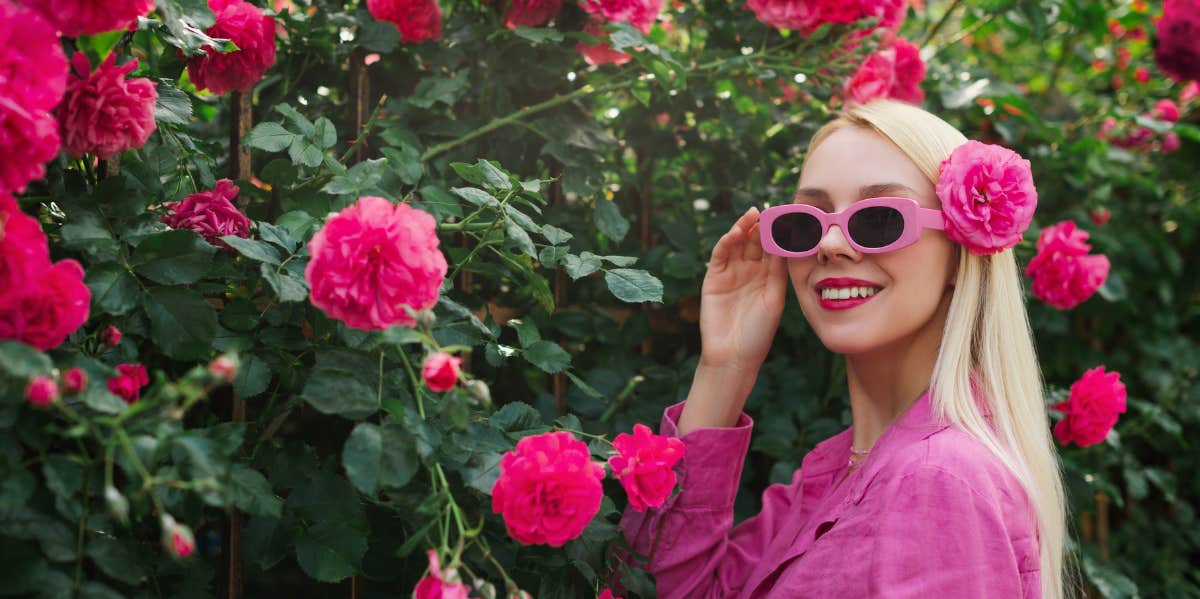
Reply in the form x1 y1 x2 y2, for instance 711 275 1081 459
920 0 965 47
339 94 391 164
396 346 425 419
116 429 164 515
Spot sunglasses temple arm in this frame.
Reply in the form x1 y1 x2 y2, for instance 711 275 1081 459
917 207 946 231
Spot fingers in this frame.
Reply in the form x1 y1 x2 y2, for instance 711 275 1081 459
711 207 766 273
742 220 764 262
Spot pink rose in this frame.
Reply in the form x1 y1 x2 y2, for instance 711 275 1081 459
160 514 196 559
0 259 91 351
161 179 251 248
366 0 442 43
208 355 238 382
58 52 158 160
1052 366 1127 447
25 375 59 409
186 0 278 95
412 549 471 599
608 423 685 511
491 430 606 546
577 15 633 66
1024 221 1110 310
0 194 51 306
422 352 462 392
1150 98 1181 122
841 36 924 106
1181 81 1200 105
1161 131 1181 153
102 325 123 347
1154 0 1200 82
0 95 61 195
935 140 1038 255
0 2 68 111
27 0 154 37
745 0 906 35
598 590 622 599
503 0 562 28
62 367 88 395
107 363 150 404
581 0 661 33
305 197 448 331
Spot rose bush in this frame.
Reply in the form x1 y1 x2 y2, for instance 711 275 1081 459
1 0 1197 597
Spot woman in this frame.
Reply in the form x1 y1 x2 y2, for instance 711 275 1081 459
618 100 1071 598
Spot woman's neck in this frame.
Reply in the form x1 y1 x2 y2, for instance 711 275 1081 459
844 290 952 452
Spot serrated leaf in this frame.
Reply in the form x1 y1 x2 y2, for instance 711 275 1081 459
595 199 629 242
220 236 282 264
563 253 602 280
524 340 570 373
154 82 192 125
604 269 663 303
143 287 217 360
243 122 296 152
541 224 573 244
131 230 216 284
452 187 499 207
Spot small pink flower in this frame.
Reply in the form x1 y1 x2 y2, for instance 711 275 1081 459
102 325 123 347
1024 221 1110 310
366 0 443 43
503 0 562 28
422 352 462 392
0 259 91 351
209 355 239 382
25 375 59 409
58 52 158 160
62 367 88 395
160 514 196 559
305 197 448 331
0 95 61 195
744 0 906 36
1089 208 1110 227
26 0 154 37
1154 0 1200 82
491 431 606 546
935 140 1038 255
107 363 149 404
1052 366 1127 447
582 0 661 33
1150 98 1181 122
1161 131 1181 153
412 549 471 599
0 2 69 112
598 590 623 599
160 179 251 249
1181 81 1200 105
842 35 925 106
608 423 685 511
1133 66 1150 84
186 0 278 95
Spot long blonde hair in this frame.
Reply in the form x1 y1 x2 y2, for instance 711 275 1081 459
807 100 1075 599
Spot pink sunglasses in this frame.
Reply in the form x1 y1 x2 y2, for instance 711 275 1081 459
759 196 945 258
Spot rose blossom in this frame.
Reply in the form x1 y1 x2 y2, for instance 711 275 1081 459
102 325 123 347
935 140 1038 255
598 590 622 599
1 194 50 306
745 0 906 36
107 363 150 404
1052 366 1127 447
412 549 471 599
608 423 685 511
160 514 196 559
58 52 158 160
62 367 88 395
366 0 442 43
577 15 634 66
1150 98 1181 122
582 0 661 33
24 375 59 409
160 179 251 248
0 96 61 196
504 0 562 28
1024 220 1110 310
0 2 68 112
208 355 239 382
1181 81 1200 105
1153 0 1200 82
491 430 606 546
27 0 155 38
0 260 91 351
422 352 462 392
186 0 278 95
305 197 448 331
1161 131 1181 153
841 36 925 106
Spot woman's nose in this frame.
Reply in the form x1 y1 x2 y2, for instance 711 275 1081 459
816 224 860 264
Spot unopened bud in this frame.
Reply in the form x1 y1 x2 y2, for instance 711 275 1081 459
105 486 128 525
208 354 239 383
160 514 196 559
465 379 491 407
417 309 437 330
24 376 59 409
62 367 88 395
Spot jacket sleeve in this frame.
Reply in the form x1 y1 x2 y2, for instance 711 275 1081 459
863 464 1037 598
617 400 804 599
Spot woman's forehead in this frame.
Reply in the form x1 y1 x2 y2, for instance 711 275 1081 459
796 128 935 208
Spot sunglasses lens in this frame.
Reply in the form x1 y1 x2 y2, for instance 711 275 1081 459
772 212 823 253
848 206 905 248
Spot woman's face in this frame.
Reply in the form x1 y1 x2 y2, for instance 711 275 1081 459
786 126 958 355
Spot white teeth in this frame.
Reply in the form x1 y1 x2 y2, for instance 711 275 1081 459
820 286 881 301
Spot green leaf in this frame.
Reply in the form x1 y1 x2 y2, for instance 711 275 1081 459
289 135 324 168
595 199 629 242
80 386 127 415
507 319 541 347
489 401 544 433
1082 555 1138 599
131 230 217 284
601 255 638 267
342 423 382 495
506 220 537 258
260 263 309 303
42 456 82 503
380 146 422 185
86 264 141 316
156 0 232 56
452 187 499 207
0 342 51 379
143 287 218 361
357 20 399 53
604 268 663 303
220 236 282 265
524 340 571 373
227 465 283 517
313 117 338 150
563 252 602 280
274 103 315 134
85 537 146 585
60 212 118 260
261 159 299 187
408 71 470 109
243 122 296 152
478 159 512 191
541 224 573 245
301 370 379 419
379 423 420 490
233 353 271 398
295 520 367 583
511 26 565 44
154 81 192 126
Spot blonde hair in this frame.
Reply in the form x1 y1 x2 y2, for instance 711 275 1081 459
807 100 1076 599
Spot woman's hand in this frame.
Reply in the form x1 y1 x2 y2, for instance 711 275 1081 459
698 206 788 373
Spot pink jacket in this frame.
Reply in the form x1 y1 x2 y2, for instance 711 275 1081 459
618 389 1042 598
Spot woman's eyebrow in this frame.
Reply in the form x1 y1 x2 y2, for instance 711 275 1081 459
793 182 919 204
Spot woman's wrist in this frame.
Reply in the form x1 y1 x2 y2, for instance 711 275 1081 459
678 362 759 434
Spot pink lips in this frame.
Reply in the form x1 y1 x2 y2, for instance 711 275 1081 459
815 277 883 311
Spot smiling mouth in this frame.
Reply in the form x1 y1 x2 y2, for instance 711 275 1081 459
815 286 883 310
